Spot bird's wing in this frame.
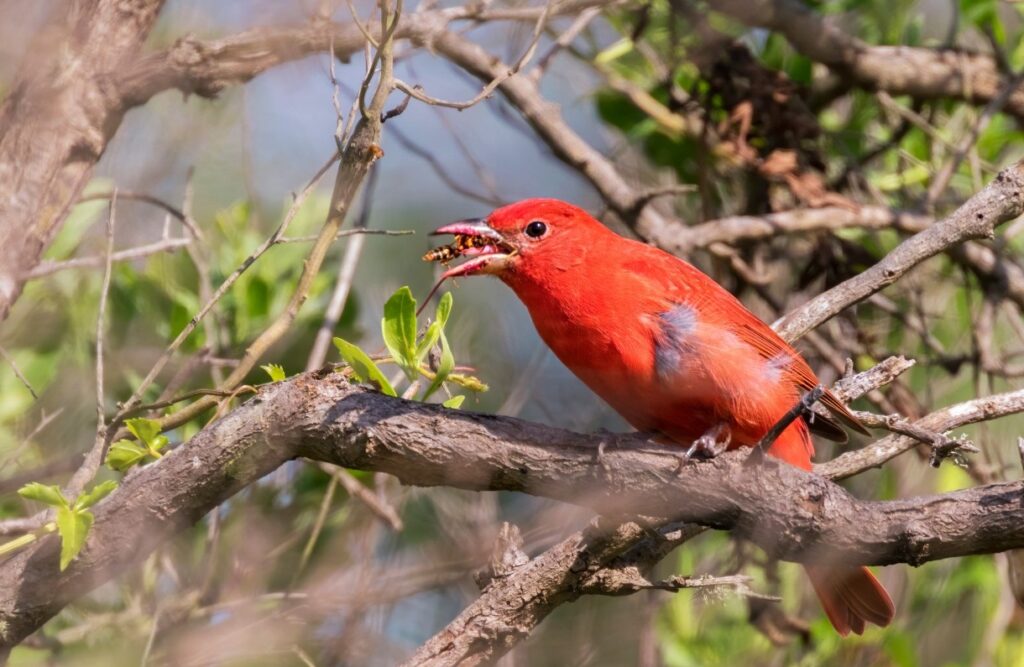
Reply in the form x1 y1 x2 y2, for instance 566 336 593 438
627 250 868 438
728 313 869 437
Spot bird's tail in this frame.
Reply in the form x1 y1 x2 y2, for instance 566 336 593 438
805 564 895 636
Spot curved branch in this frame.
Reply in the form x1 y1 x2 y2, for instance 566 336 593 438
1 373 1023 652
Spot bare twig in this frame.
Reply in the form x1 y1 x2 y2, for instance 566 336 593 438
94 193 116 433
532 6 603 80
116 152 340 418
926 71 1024 207
0 346 38 400
77 190 202 240
148 0 399 435
851 410 980 467
319 462 404 531
24 238 191 279
388 124 503 205
278 228 413 243
64 193 117 499
817 387 1024 479
393 0 553 110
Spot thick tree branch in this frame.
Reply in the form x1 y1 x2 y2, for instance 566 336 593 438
2 373 1023 653
406 356 915 667
0 0 166 323
707 0 1024 121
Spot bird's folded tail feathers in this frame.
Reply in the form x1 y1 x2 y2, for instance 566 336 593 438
820 388 871 436
805 564 895 636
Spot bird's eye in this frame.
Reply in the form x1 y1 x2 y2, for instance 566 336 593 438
525 220 548 238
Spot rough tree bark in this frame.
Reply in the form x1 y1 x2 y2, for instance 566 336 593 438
0 0 166 322
0 372 1023 654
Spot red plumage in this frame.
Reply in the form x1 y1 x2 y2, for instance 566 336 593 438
431 198 895 636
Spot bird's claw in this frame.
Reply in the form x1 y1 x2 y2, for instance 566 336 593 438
679 424 732 470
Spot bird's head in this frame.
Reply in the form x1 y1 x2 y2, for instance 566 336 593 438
425 198 608 282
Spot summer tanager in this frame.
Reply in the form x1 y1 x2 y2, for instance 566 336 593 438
425 198 895 636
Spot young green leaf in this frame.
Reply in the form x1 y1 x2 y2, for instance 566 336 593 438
73 480 118 511
125 417 161 446
435 292 453 327
382 286 418 374
261 363 287 383
414 321 442 365
105 440 149 472
414 292 454 365
333 337 397 397
55 506 94 571
149 435 169 456
422 329 455 400
18 482 67 508
442 394 465 409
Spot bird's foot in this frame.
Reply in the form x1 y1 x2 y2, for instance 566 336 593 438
593 428 616 475
683 423 732 462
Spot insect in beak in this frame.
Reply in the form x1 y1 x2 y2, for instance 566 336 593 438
419 218 516 314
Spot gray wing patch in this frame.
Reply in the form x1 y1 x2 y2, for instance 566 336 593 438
655 304 698 379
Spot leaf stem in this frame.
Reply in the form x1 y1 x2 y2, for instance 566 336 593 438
0 521 57 558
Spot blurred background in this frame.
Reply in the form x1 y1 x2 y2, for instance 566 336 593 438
2 0 1024 664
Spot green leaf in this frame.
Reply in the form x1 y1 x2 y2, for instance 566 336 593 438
414 322 442 364
382 286 418 374
18 482 67 508
73 480 118 511
423 329 455 400
442 395 465 409
261 363 287 383
105 439 149 472
414 293 454 366
125 417 161 446
55 506 93 571
149 435 169 454
333 337 397 397
435 292 453 327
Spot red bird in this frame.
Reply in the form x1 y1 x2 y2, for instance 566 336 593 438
428 198 895 636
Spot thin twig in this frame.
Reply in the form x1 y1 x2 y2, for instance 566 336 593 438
152 0 399 434
25 238 191 279
393 0 553 110
926 71 1024 208
278 228 413 243
319 462 404 531
293 474 339 584
78 190 202 240
116 152 340 418
0 346 38 400
65 192 117 499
